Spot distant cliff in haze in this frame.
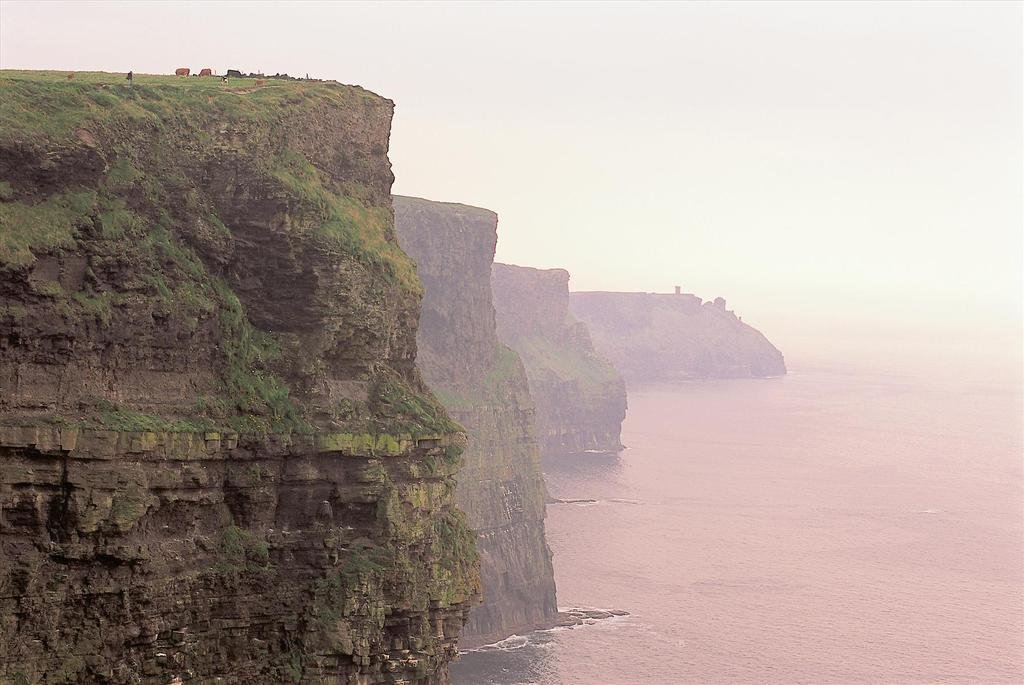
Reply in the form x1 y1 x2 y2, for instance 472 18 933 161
491 264 626 456
569 290 786 384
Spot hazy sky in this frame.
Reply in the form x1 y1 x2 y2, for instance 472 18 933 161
1 1 1021 367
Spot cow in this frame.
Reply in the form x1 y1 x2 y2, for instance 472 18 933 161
175 68 190 76
199 68 213 77
255 79 266 87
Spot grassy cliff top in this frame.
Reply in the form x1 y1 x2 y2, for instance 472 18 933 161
0 70 388 142
1 68 416 291
0 70 456 440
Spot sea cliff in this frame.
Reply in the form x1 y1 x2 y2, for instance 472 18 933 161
490 264 626 456
569 290 786 383
0 71 478 684
394 196 557 648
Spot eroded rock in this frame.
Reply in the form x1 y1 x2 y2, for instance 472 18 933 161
0 72 479 684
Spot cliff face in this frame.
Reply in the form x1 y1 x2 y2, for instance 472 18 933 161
0 71 478 684
490 264 626 456
569 291 786 384
393 196 557 648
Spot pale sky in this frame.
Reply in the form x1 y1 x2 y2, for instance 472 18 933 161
1 1 1021 369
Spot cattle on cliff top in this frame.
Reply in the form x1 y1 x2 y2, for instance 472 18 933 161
199 68 213 77
174 67 190 76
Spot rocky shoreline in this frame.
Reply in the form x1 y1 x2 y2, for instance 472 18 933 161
554 607 631 627
461 608 630 652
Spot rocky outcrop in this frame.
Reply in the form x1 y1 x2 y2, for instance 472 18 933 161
394 196 557 648
569 291 786 384
490 264 626 456
0 71 478 684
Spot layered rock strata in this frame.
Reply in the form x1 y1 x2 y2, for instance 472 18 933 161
0 71 478 684
490 264 626 456
394 196 557 648
569 291 786 383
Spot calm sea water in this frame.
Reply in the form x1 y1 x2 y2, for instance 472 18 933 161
452 361 1024 684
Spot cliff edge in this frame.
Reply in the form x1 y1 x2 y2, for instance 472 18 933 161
394 196 557 648
0 71 478 684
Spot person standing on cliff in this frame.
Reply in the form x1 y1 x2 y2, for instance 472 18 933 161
125 70 133 88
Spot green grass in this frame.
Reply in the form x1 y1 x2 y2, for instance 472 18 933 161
0 190 97 267
0 70 382 142
33 280 64 297
104 158 142 189
212 525 273 576
340 546 387 581
108 218 306 433
329 369 461 440
69 291 117 326
272 150 420 293
0 70 453 443
90 400 218 433
212 278 309 435
97 198 143 238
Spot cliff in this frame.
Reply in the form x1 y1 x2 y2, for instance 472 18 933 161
569 291 786 383
393 196 557 648
490 264 626 456
0 71 478 684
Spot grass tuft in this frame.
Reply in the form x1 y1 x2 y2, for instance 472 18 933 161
0 190 97 268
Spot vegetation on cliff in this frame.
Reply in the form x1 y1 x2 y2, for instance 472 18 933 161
0 70 434 437
0 71 478 684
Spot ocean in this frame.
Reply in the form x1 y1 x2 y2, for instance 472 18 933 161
451 360 1024 684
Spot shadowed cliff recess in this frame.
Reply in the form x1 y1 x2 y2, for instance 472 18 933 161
394 196 558 648
0 71 479 684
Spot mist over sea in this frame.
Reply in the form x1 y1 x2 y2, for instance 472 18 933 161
453 357 1024 684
